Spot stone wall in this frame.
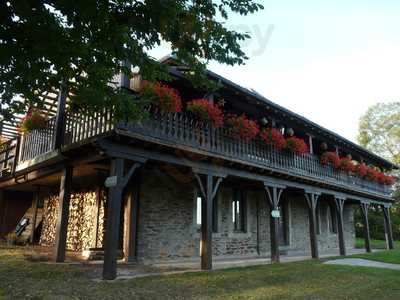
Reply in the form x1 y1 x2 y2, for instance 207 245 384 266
40 189 106 252
136 166 356 262
38 165 356 259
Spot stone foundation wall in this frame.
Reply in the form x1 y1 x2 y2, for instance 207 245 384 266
40 189 106 252
136 166 356 262
38 165 356 259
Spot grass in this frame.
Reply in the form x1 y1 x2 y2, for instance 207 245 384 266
2 244 400 299
354 238 400 249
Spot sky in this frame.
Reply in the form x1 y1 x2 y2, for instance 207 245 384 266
150 0 400 142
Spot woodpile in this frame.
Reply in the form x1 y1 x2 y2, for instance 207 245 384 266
39 188 106 252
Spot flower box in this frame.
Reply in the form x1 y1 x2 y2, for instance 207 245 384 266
140 81 182 113
187 99 224 128
321 151 340 168
260 128 285 150
225 114 259 141
18 110 47 133
284 137 309 155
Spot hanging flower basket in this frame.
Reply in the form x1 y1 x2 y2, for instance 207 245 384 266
260 128 285 150
225 114 259 141
186 99 224 128
140 81 182 113
321 151 340 168
284 137 309 155
18 109 47 134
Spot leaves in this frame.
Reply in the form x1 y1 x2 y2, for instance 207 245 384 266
0 0 263 119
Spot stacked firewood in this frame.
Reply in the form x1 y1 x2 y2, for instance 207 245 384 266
39 189 107 252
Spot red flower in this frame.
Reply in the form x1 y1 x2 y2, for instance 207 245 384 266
383 175 396 186
140 81 182 113
321 152 340 168
225 114 260 141
187 99 224 128
260 128 285 150
339 157 355 173
365 166 379 182
19 109 47 133
284 137 309 155
355 163 368 178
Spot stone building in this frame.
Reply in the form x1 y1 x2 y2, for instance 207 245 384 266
0 57 396 280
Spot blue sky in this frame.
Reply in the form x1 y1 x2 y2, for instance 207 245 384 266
151 1 400 142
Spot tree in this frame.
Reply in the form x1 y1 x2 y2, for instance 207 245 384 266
0 0 263 120
356 102 400 240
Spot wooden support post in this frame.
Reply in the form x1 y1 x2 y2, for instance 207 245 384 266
307 134 314 154
382 205 394 250
305 192 320 259
360 202 371 253
53 84 68 150
334 197 346 256
54 166 73 262
194 172 223 270
123 170 141 263
264 183 285 263
103 160 142 280
29 188 40 245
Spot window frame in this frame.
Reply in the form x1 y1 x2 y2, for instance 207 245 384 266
232 189 247 233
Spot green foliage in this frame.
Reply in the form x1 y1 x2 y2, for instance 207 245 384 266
358 102 400 166
356 102 400 240
0 0 263 120
355 206 400 241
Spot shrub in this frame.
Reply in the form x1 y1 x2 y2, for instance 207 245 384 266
260 128 286 150
225 114 259 141
321 151 340 168
284 137 309 155
140 81 182 113
187 99 224 128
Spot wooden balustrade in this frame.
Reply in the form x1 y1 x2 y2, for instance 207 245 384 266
0 138 18 177
10 109 391 196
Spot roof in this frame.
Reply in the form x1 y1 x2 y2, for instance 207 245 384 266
160 55 398 170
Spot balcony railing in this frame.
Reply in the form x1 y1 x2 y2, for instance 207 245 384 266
2 110 392 197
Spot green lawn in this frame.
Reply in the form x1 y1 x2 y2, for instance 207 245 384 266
355 238 400 249
2 245 400 299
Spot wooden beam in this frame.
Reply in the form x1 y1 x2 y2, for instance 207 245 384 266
53 85 68 149
103 158 124 280
360 202 371 253
264 183 285 263
103 159 143 280
194 171 224 270
334 197 346 256
123 170 141 263
305 192 320 258
29 188 40 244
53 166 73 262
382 206 394 250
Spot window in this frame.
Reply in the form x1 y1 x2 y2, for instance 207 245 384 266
196 194 218 232
327 204 337 233
232 189 246 232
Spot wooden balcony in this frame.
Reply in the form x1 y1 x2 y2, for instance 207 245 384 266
0 110 393 197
